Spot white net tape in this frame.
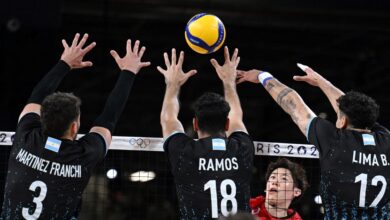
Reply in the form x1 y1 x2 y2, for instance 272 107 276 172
0 131 319 159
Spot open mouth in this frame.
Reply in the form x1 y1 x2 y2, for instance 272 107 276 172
269 188 278 193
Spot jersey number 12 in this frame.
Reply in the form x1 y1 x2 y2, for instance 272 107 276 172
204 179 237 218
355 173 387 207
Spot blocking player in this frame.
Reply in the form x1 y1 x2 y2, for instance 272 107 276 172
1 34 150 219
250 158 308 220
158 47 254 219
237 64 390 219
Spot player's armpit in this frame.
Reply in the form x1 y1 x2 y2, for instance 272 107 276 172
227 119 248 136
18 103 41 122
90 126 112 149
161 118 185 139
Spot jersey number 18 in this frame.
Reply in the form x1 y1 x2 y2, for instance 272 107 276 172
204 179 237 218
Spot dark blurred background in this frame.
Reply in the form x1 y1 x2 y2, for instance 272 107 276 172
0 0 390 219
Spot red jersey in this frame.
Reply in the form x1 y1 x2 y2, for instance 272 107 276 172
249 196 302 220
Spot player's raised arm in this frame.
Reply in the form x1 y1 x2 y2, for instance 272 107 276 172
91 39 151 147
294 63 345 114
211 46 247 136
237 69 316 137
157 49 197 138
19 33 96 121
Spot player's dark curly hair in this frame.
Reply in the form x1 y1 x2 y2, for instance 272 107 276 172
41 92 81 138
337 91 379 129
265 158 309 195
193 92 230 135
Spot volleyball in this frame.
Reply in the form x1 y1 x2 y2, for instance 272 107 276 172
185 13 226 54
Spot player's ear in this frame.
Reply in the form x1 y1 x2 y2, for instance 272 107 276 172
70 120 78 140
336 115 348 129
193 118 199 132
293 187 302 197
225 118 230 131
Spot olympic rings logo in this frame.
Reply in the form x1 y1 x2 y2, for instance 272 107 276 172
129 138 151 148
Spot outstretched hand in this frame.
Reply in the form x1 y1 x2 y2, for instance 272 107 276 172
61 33 96 69
110 39 151 74
294 63 326 87
210 46 240 84
157 48 197 86
236 69 262 84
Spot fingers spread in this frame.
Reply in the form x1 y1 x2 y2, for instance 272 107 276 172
232 48 239 62
62 39 69 49
71 33 80 47
157 66 166 74
141 61 151 67
110 50 121 61
126 39 132 54
133 40 140 54
77 33 89 48
82 42 96 55
81 61 93 67
186 69 197 78
138 46 146 58
163 52 170 67
210 59 220 69
171 48 177 65
236 56 241 67
293 75 306 81
223 46 230 63
177 51 184 67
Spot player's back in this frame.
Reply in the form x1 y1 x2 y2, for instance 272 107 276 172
1 113 105 219
309 117 390 219
164 131 254 219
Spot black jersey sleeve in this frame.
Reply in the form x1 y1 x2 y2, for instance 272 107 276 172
163 132 192 174
16 113 41 134
229 131 254 161
77 132 106 168
308 117 339 156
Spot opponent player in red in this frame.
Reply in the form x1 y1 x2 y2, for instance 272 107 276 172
237 63 390 219
250 158 308 220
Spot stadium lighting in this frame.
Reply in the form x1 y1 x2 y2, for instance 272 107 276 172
106 169 118 179
129 171 156 182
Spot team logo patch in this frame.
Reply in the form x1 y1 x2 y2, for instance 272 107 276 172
44 137 62 153
362 134 375 146
212 138 226 151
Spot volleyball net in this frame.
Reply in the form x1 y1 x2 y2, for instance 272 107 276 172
0 131 322 219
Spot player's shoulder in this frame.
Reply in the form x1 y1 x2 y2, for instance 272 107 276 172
228 131 253 144
164 132 192 145
16 112 41 132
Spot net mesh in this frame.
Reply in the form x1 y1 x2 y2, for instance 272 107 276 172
0 132 323 219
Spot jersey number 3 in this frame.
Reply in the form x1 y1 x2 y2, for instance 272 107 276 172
204 179 237 218
22 180 47 220
355 173 387 207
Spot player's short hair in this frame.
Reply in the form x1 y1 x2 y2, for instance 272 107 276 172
193 92 230 134
41 92 81 138
337 91 379 129
265 158 309 194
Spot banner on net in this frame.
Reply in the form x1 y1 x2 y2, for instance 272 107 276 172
0 131 319 159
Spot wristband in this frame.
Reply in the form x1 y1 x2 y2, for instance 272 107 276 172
257 71 273 86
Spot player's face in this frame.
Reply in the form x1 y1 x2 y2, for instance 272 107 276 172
265 168 296 207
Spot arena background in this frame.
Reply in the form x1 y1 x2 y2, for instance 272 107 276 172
1 0 390 219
